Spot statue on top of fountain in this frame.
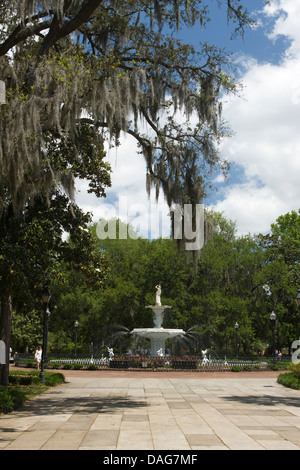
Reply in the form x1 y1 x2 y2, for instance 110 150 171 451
155 284 161 306
145 284 172 329
132 284 184 357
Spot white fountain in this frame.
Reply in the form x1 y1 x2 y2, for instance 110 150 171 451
131 285 185 356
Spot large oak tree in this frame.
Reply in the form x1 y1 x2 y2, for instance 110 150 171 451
0 0 255 383
0 0 254 214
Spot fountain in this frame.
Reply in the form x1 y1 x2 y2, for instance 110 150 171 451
131 284 185 356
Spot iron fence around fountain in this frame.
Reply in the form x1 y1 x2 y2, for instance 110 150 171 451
13 352 292 371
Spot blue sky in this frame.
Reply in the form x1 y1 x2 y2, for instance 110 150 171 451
178 0 289 64
76 0 300 239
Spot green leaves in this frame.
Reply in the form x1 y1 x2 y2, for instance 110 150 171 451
0 0 253 216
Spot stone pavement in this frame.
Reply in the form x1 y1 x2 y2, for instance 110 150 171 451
0 371 300 450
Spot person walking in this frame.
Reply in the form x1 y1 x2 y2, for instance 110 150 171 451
34 345 42 369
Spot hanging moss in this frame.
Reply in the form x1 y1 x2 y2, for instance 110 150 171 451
0 0 252 244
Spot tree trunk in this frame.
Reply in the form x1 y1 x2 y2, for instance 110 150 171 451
0 289 12 386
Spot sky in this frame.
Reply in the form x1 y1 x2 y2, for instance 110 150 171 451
75 0 300 239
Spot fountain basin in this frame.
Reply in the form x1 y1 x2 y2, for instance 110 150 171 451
145 305 172 328
132 328 185 356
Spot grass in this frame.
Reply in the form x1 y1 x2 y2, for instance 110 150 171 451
0 370 65 414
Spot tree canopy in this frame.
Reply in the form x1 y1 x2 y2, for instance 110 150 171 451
0 0 254 216
21 210 299 358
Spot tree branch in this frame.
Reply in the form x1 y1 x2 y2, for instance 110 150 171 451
0 19 52 57
38 0 104 57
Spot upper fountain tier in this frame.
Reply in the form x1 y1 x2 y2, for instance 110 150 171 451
145 304 172 328
131 284 185 356
144 284 171 328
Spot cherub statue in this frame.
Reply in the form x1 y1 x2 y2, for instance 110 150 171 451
157 348 164 357
107 347 114 360
201 349 209 365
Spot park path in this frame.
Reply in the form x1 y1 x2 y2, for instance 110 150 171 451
0 369 299 450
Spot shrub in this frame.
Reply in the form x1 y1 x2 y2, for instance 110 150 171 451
9 375 40 385
278 372 300 390
44 371 65 387
288 362 300 378
62 363 72 370
0 387 27 413
74 363 83 370
231 366 242 372
242 365 252 372
0 371 65 414
87 363 98 370
49 362 61 370
269 363 288 371
10 370 65 387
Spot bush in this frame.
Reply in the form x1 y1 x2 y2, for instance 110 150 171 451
10 370 65 387
0 371 66 415
43 371 65 387
74 363 83 370
278 372 300 390
87 363 98 370
288 362 300 378
9 375 40 385
269 363 289 371
49 362 61 370
0 387 26 413
62 363 73 370
231 366 242 372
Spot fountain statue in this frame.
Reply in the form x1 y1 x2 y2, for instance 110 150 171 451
131 285 185 356
155 284 161 306
107 347 114 360
201 349 209 365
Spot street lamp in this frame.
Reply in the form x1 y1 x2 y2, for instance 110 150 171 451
270 311 276 362
234 322 239 359
295 289 300 308
74 321 79 360
40 286 51 383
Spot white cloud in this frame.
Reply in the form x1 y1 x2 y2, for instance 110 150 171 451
210 181 288 236
75 134 172 239
265 0 300 57
212 0 300 235
76 0 300 239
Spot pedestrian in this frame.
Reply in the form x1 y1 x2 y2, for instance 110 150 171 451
34 345 42 369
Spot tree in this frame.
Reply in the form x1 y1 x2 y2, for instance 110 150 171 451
42 210 300 357
0 1 253 217
0 1 257 372
0 193 110 384
187 211 267 354
0 103 110 384
256 210 300 353
88 219 191 350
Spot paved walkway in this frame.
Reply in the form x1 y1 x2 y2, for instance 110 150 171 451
0 371 300 450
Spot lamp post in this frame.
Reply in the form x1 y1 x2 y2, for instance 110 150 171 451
234 322 239 359
74 321 79 361
40 286 51 383
270 311 276 362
